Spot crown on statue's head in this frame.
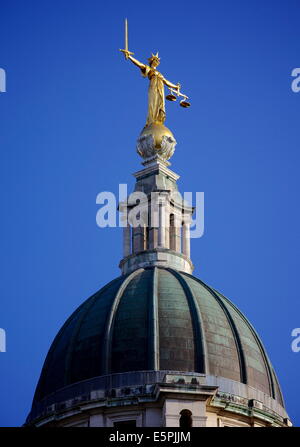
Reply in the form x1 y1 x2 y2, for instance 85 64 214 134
148 52 160 64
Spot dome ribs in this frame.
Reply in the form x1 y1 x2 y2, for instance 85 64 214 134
147 267 160 370
214 290 277 401
102 269 145 374
32 302 85 404
64 293 103 386
166 268 206 374
156 268 195 371
183 274 248 385
31 267 286 413
65 275 126 385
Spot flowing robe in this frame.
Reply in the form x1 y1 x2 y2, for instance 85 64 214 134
141 65 166 126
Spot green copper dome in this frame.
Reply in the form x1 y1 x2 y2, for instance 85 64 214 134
32 266 284 409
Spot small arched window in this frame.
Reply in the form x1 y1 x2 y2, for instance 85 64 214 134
179 409 193 428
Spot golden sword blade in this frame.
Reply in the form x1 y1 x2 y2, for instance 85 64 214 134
125 18 128 51
120 18 134 58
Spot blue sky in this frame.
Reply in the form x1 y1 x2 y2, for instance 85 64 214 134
0 0 299 426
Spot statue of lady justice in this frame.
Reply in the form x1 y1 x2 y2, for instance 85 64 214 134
122 50 183 126
120 20 190 161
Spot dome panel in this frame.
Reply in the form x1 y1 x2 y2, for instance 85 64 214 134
215 290 273 397
157 269 195 371
33 276 125 403
182 274 241 382
33 299 93 403
111 269 153 373
67 276 127 383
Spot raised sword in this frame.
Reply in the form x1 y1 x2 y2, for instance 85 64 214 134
119 18 134 59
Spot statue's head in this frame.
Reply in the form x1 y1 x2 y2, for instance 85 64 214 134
148 52 160 68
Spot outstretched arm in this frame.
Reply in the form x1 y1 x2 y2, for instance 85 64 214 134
129 55 146 70
163 77 181 92
121 50 146 70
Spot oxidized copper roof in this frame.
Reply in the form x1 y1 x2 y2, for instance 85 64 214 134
32 267 284 407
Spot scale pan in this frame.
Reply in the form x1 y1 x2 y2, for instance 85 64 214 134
166 94 177 101
180 100 191 108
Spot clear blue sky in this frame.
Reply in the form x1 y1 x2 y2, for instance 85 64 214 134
0 0 299 426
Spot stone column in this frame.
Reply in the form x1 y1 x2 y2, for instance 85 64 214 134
123 223 131 257
169 214 175 250
150 199 159 249
173 212 182 253
182 220 190 258
158 203 166 248
132 226 146 253
164 206 170 249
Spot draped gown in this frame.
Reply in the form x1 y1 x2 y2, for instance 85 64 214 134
141 65 166 126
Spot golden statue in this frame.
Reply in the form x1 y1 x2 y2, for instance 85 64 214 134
120 19 190 127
